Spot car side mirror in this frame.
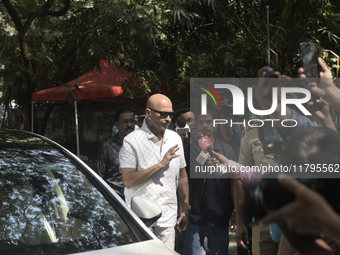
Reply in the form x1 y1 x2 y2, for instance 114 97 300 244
131 196 162 227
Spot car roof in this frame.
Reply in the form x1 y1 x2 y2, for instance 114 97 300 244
0 130 49 145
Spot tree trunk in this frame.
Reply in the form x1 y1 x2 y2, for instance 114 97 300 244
1 86 12 129
38 104 55 135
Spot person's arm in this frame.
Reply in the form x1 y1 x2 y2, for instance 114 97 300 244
308 98 337 131
121 144 180 189
322 210 340 246
300 58 340 114
279 233 335 255
209 150 250 249
232 178 249 250
233 131 252 249
177 168 189 233
256 67 320 142
261 174 340 245
96 145 108 179
276 221 335 255
230 204 237 233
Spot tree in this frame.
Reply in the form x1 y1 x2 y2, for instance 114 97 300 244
0 0 339 135
1 0 71 128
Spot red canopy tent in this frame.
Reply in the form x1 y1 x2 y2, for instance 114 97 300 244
32 59 133 103
32 59 135 157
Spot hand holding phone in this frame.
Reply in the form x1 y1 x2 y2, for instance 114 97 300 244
299 42 322 110
177 219 186 233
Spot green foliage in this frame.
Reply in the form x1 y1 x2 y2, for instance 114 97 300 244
0 0 339 111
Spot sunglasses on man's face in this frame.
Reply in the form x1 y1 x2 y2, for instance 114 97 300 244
149 108 174 119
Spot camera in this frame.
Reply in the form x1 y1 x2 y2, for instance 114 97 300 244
243 172 340 221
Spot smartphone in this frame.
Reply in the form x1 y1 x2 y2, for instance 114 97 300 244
299 42 321 110
266 70 274 78
257 124 283 155
178 219 186 231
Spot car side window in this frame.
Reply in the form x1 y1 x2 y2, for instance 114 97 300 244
0 146 138 254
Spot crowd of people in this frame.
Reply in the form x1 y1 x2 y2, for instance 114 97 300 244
95 57 340 255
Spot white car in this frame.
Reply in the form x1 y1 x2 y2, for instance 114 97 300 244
0 130 178 255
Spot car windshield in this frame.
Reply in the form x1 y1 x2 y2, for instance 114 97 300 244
0 143 138 254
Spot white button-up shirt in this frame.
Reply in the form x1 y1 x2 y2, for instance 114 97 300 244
119 118 186 227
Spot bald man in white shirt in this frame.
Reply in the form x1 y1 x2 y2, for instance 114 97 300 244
119 94 189 250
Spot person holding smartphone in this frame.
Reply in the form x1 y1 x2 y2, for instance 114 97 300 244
299 57 340 116
255 67 318 142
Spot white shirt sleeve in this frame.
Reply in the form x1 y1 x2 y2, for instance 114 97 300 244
119 138 137 169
